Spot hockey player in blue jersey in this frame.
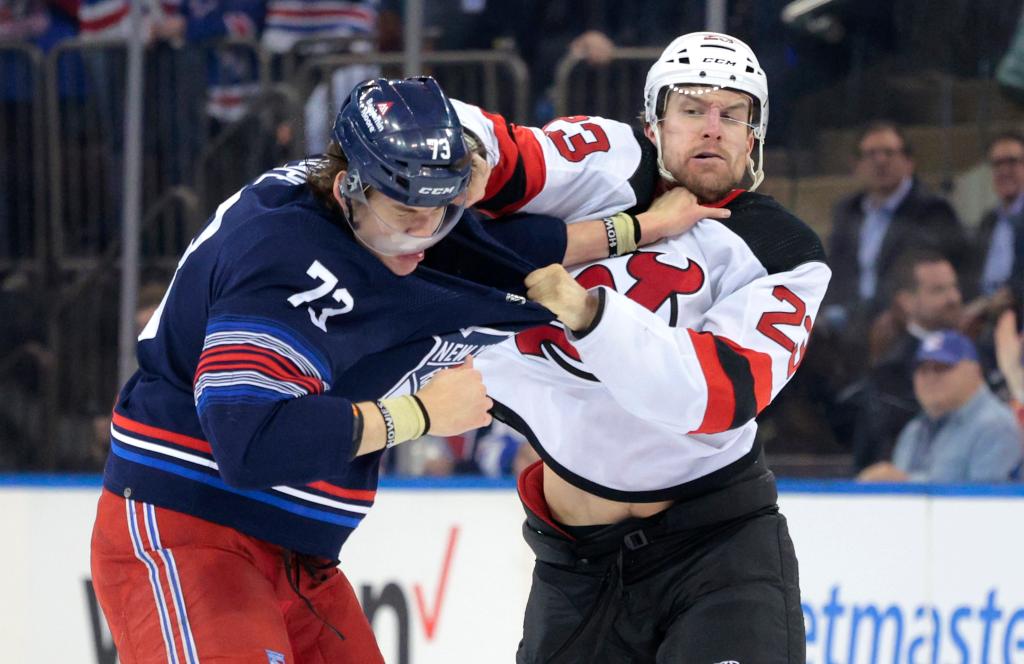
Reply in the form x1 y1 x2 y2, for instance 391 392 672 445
88 75 595 663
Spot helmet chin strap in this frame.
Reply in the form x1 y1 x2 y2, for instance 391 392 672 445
747 135 765 191
649 120 679 185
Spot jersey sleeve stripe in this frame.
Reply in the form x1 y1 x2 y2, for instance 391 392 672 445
718 336 773 414
476 110 547 216
111 412 378 506
196 349 324 393
307 481 377 502
112 411 213 455
195 321 330 410
688 331 764 434
688 330 736 433
206 315 331 379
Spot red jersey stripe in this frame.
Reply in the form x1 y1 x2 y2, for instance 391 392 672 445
196 352 323 393
687 330 736 434
478 110 547 214
112 412 213 455
113 412 376 501
199 344 311 379
307 481 376 502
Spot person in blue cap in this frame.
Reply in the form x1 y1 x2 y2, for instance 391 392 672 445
859 330 1023 483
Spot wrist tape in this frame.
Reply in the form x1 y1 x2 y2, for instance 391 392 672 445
603 212 641 256
376 395 429 448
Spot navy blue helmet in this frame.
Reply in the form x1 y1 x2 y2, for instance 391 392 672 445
333 76 472 209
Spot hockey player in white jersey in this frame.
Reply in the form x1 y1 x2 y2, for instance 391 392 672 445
471 33 831 663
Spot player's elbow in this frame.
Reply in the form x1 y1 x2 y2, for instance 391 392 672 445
207 434 275 489
216 451 271 489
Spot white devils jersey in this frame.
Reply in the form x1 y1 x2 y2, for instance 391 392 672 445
475 191 832 500
452 100 657 223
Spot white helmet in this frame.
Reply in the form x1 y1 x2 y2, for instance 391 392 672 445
643 32 769 190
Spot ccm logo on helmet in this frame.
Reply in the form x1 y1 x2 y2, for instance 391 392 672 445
418 185 457 195
703 57 736 66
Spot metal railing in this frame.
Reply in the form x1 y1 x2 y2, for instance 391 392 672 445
15 41 539 470
295 48 531 148
34 187 197 469
0 41 47 274
44 37 269 270
193 83 306 213
552 47 660 122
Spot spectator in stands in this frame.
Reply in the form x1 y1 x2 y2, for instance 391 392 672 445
858 330 1022 482
257 0 382 154
850 250 963 470
976 132 1024 294
964 132 1024 310
994 308 1024 424
823 121 966 334
149 1 266 124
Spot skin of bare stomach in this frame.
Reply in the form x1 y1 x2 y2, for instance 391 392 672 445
543 464 674 526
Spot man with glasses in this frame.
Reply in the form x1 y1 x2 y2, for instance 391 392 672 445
824 121 966 335
970 132 1024 302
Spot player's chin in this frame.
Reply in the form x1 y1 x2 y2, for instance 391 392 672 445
384 251 426 276
677 171 736 205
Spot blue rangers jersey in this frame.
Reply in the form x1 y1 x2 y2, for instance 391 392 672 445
104 160 564 559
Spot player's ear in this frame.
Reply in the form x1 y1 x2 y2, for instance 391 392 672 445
643 124 656 144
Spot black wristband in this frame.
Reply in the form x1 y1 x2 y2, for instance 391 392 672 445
375 399 396 448
410 394 431 436
603 216 618 257
630 213 642 245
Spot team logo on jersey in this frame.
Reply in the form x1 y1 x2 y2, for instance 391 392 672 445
265 650 286 664
385 327 515 396
516 250 705 380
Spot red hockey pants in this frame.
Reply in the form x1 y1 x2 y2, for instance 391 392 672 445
90 488 385 663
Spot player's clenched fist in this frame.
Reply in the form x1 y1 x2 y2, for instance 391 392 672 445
525 264 599 333
639 185 731 244
415 355 493 435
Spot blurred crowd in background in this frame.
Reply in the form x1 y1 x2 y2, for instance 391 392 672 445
4 0 1024 481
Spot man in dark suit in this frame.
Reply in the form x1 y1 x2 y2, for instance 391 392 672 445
968 132 1024 307
823 121 967 335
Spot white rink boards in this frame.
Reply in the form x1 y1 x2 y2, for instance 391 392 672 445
0 477 1022 663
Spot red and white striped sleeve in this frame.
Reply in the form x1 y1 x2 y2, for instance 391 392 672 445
571 260 830 436
452 100 650 223
567 199 831 436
